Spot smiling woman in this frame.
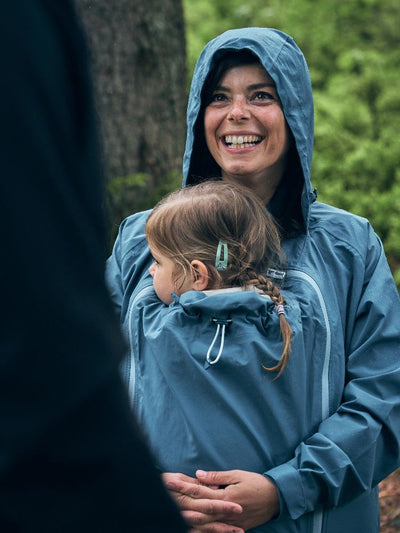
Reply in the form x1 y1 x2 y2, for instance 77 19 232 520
106 27 400 533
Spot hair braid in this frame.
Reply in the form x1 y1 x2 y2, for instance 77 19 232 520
248 274 293 379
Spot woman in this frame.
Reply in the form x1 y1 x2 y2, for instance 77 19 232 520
106 28 400 532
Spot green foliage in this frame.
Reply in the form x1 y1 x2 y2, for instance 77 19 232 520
183 0 400 288
106 170 182 246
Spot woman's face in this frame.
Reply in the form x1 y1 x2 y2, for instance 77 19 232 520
204 63 290 203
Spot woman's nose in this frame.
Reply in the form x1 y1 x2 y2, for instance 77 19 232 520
228 96 250 121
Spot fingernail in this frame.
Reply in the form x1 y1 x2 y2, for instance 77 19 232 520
196 470 206 478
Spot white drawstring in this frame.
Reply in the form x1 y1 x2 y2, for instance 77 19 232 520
205 318 231 368
206 324 226 365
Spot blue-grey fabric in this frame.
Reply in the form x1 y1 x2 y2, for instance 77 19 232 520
106 27 400 533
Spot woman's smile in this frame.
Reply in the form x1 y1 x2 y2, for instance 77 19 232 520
222 133 263 149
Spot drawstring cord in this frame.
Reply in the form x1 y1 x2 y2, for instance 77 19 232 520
205 317 232 369
206 324 226 365
204 305 283 369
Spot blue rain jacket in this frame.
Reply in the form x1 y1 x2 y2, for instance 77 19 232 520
106 28 400 533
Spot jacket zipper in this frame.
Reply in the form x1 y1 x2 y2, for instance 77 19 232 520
287 269 331 533
126 283 154 408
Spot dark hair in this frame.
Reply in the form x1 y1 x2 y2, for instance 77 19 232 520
146 180 292 377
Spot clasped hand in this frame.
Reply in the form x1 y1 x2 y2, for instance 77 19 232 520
162 469 280 532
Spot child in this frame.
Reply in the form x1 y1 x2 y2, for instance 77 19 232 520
145 180 292 376
126 181 311 501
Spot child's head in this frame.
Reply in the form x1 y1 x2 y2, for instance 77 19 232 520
146 180 283 305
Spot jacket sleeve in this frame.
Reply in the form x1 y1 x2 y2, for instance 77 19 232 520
105 210 153 319
266 226 400 519
105 220 126 316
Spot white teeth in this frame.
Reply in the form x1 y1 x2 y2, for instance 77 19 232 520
224 135 261 148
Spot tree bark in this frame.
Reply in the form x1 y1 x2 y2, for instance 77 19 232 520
75 0 187 190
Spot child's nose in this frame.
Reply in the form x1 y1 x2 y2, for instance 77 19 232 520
149 263 155 277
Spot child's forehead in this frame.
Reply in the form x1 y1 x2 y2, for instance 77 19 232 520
148 243 160 256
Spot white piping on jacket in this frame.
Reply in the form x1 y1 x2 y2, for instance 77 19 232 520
127 284 154 406
287 269 332 533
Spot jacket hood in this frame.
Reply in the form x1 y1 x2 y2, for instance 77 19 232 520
182 27 316 233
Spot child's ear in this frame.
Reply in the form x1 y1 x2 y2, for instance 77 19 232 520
190 260 210 291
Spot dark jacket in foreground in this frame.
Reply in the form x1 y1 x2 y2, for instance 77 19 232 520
0 1 187 531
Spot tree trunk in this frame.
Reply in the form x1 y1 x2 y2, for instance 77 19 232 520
75 0 187 225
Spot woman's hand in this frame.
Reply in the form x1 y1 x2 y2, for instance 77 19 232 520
163 472 244 532
162 470 280 532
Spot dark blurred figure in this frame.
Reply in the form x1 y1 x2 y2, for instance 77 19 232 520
0 1 188 531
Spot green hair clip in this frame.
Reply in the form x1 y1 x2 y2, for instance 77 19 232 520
215 240 228 271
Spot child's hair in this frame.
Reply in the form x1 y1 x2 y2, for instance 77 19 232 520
145 180 292 377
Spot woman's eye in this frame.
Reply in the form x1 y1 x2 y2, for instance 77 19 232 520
252 91 274 101
210 93 228 103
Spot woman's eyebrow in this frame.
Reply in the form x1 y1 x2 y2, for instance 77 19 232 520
251 82 276 89
214 82 277 91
